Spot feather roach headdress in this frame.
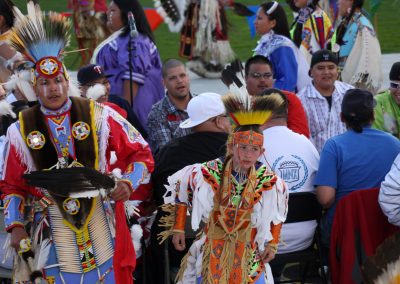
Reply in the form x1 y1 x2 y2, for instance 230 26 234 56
8 1 71 85
222 88 285 146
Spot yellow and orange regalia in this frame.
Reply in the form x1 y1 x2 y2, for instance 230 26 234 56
159 90 288 283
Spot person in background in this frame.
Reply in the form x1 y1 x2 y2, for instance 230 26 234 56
333 0 382 93
259 88 319 282
245 55 310 138
379 154 400 226
297 49 353 152
373 62 400 138
147 59 192 153
92 0 164 132
156 0 235 79
149 92 230 284
0 0 23 84
379 153 400 227
287 0 334 63
315 89 400 250
77 63 148 138
253 1 311 92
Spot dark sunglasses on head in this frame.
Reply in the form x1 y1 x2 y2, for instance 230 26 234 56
390 82 400 89
250 72 273 80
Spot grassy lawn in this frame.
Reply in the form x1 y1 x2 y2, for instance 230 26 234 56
12 0 400 70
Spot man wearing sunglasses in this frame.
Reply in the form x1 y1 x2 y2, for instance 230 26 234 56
373 62 400 138
244 55 310 138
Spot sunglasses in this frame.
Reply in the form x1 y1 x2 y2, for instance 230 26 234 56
390 82 400 89
250 72 273 80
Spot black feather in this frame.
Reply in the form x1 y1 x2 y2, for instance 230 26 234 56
221 59 244 88
160 0 181 23
23 167 115 197
232 2 255 17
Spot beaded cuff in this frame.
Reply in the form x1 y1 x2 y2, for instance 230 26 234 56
3 194 25 232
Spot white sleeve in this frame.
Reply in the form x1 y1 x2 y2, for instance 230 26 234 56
379 154 400 226
163 163 215 231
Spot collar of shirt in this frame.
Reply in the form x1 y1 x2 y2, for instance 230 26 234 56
306 81 341 103
164 92 192 114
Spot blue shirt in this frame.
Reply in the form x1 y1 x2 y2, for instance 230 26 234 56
315 127 400 225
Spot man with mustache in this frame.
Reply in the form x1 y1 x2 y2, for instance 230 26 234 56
245 55 310 138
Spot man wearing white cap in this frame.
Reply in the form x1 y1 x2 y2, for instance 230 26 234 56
149 92 230 284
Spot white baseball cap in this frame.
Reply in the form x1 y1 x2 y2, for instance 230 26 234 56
180 92 225 128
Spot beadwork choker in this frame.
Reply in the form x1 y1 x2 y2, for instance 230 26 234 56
40 98 72 116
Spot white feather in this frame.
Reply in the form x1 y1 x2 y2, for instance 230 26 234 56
0 100 16 118
109 151 117 165
112 168 123 179
70 190 100 199
68 78 82 97
34 238 51 271
12 5 25 26
130 224 143 258
125 201 140 217
4 70 37 102
86 84 106 101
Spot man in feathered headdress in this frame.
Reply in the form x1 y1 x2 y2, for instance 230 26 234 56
1 2 154 283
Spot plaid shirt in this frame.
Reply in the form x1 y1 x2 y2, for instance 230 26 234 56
297 81 353 152
147 93 192 152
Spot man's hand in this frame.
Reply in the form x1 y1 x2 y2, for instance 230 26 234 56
10 227 29 250
110 181 131 202
172 232 186 251
260 244 276 263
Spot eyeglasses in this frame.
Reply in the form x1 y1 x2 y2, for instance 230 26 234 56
250 72 273 80
390 82 400 89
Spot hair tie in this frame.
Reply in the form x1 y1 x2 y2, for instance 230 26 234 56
266 1 279 15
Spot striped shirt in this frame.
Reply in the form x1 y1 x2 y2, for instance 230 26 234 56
297 81 353 152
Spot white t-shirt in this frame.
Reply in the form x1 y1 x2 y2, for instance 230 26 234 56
261 126 320 253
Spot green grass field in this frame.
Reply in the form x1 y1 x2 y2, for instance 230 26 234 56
12 0 400 70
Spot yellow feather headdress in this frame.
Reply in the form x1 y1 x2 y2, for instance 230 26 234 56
222 88 285 128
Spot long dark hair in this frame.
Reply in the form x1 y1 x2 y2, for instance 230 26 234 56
113 0 155 42
336 0 364 46
0 0 15 29
260 2 291 38
288 0 320 47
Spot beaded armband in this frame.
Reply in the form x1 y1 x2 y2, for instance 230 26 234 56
3 194 25 232
122 162 149 190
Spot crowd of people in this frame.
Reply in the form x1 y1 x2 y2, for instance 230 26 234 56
0 0 399 283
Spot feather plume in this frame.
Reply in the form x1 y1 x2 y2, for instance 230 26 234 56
33 238 51 271
362 231 400 284
86 84 106 101
23 167 115 198
221 59 245 89
130 224 143 257
8 1 71 66
67 78 81 97
222 90 285 127
153 0 188 32
0 100 16 118
4 69 37 101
